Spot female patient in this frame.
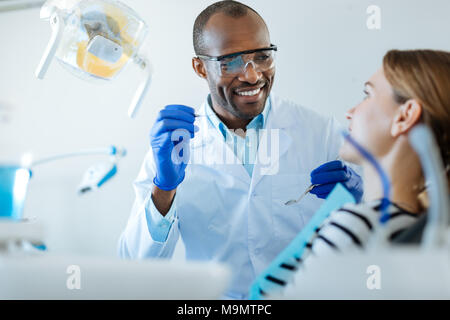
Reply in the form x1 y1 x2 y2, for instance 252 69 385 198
257 49 450 298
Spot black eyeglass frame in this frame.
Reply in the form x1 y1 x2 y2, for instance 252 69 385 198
197 44 277 62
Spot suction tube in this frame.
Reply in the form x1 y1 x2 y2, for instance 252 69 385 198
342 131 391 224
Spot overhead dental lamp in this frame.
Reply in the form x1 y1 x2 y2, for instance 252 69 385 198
35 0 152 118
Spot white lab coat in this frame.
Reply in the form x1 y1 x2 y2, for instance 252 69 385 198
118 94 344 299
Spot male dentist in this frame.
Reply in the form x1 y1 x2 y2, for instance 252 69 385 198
118 0 362 299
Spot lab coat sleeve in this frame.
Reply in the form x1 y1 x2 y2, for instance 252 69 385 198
118 150 180 259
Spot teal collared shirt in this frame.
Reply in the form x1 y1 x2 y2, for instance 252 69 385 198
206 95 271 176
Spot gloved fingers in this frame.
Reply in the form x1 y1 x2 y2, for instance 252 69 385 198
310 160 345 175
342 166 364 203
311 169 349 185
309 183 336 197
164 104 196 115
313 192 330 200
151 131 193 149
151 132 175 148
152 119 198 137
157 109 196 123
172 132 194 145
151 127 196 142
346 165 359 179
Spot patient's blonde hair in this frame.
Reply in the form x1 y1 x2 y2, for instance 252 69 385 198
383 49 450 208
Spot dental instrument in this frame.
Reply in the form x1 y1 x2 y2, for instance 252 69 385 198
285 157 342 206
284 184 319 206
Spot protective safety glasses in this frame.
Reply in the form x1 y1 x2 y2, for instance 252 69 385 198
197 44 277 77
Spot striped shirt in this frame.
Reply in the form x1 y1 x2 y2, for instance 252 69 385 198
255 200 419 298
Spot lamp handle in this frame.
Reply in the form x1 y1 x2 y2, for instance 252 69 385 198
128 55 152 119
35 11 64 79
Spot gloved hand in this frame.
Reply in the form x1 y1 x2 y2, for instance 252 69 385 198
150 104 198 191
310 160 363 203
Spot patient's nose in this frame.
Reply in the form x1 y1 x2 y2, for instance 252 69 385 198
346 106 356 120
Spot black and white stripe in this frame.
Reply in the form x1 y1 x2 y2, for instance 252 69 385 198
258 200 419 297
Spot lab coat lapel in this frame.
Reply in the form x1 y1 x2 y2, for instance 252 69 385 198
191 102 251 185
250 96 296 191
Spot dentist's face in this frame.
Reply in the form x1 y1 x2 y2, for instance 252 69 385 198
199 12 275 121
340 68 400 164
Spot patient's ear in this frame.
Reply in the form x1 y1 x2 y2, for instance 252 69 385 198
192 57 207 79
391 99 422 137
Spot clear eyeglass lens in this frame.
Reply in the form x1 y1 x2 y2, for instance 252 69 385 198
219 50 275 76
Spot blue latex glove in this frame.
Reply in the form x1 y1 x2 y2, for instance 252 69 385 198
310 160 363 203
150 105 198 191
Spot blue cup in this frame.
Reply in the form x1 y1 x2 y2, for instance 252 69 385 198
0 165 31 220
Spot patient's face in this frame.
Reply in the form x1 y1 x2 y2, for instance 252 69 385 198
340 68 400 164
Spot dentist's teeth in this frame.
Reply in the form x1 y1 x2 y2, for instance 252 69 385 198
237 88 261 96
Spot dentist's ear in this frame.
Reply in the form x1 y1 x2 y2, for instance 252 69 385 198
192 57 208 79
391 99 423 137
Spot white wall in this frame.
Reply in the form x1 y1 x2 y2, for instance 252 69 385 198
0 0 449 258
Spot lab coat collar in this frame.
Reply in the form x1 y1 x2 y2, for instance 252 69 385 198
250 94 295 190
192 93 296 142
191 100 251 184
190 94 296 186
204 94 270 140
264 93 298 129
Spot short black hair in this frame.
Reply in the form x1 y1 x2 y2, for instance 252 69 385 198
193 1 264 55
